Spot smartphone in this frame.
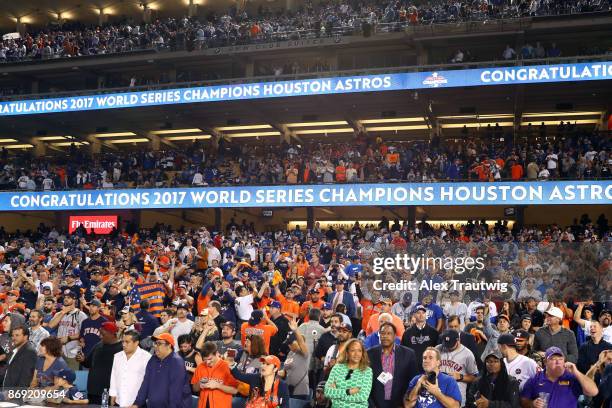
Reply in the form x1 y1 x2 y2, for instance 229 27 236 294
227 348 237 359
200 378 209 384
427 372 437 385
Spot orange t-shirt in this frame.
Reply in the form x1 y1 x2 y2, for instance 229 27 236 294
300 299 325 321
275 292 300 319
335 166 346 182
511 164 524 180
240 322 278 353
192 359 238 408
366 312 405 338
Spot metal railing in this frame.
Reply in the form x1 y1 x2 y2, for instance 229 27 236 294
0 9 609 68
1 53 610 102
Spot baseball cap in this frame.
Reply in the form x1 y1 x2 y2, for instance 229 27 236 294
497 314 510 322
269 300 282 309
249 310 264 326
545 346 565 360
378 297 393 305
322 302 332 310
259 355 281 369
89 299 102 307
497 333 517 346
220 321 236 330
120 306 130 314
63 290 77 299
54 368 76 383
176 303 189 311
544 306 563 319
441 330 459 349
414 305 427 313
484 350 503 360
152 332 176 347
520 314 532 321
7 290 19 297
338 322 353 332
309 288 319 295
513 329 530 340
100 321 118 334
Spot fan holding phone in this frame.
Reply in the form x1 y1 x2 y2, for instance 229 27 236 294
404 347 462 408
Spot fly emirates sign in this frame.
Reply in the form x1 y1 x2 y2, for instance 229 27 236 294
68 215 118 234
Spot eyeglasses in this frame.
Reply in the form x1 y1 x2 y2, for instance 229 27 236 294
345 369 354 381
154 341 169 347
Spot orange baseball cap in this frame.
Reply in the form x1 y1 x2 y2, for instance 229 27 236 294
152 333 175 347
259 355 281 370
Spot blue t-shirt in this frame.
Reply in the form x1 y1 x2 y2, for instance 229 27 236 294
416 303 445 328
79 316 107 356
407 372 461 408
520 370 582 408
36 356 69 387
344 263 363 278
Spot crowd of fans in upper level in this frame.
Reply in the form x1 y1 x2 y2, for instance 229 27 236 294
0 0 610 64
0 125 609 191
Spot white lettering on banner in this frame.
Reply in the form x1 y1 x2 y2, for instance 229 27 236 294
4 182 612 210
480 63 612 83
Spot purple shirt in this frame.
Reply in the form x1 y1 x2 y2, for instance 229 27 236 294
381 346 395 400
520 370 582 408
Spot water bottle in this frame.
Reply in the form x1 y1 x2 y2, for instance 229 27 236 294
101 388 109 408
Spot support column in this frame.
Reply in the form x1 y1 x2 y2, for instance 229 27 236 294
286 0 295 12
98 10 108 25
307 207 314 230
407 206 416 229
87 137 102 154
97 75 105 89
214 208 222 233
515 205 526 230
149 134 161 150
30 138 47 157
143 7 152 23
168 68 177 83
16 21 26 36
415 42 428 66
188 0 198 17
31 80 39 94
245 60 255 77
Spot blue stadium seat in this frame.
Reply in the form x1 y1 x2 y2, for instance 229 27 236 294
192 395 199 408
74 370 88 392
289 398 309 408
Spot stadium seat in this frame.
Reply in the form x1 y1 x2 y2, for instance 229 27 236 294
192 395 199 408
290 398 309 408
74 370 88 392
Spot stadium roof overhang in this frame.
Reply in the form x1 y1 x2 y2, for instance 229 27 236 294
0 80 609 149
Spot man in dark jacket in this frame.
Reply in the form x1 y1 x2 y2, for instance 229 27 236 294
368 322 418 408
2 326 37 387
80 321 123 404
133 333 192 408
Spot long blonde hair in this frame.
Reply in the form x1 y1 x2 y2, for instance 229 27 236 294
337 338 370 371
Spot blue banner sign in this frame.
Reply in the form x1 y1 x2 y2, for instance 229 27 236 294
0 62 610 116
2 181 610 211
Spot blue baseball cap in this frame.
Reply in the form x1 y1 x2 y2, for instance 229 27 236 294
545 346 565 360
322 302 332 310
54 368 76 383
269 300 282 309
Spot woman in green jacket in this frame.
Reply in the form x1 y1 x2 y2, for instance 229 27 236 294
324 338 373 408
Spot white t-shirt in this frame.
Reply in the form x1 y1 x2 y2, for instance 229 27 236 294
505 354 538 390
170 319 194 351
546 153 558 169
235 294 254 321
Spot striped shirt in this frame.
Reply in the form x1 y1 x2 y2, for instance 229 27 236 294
132 282 168 317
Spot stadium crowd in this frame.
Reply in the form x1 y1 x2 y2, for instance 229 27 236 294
0 129 609 191
0 0 610 64
0 213 610 407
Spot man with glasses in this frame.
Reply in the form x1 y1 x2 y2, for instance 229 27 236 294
131 333 192 408
109 330 151 407
192 342 238 408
